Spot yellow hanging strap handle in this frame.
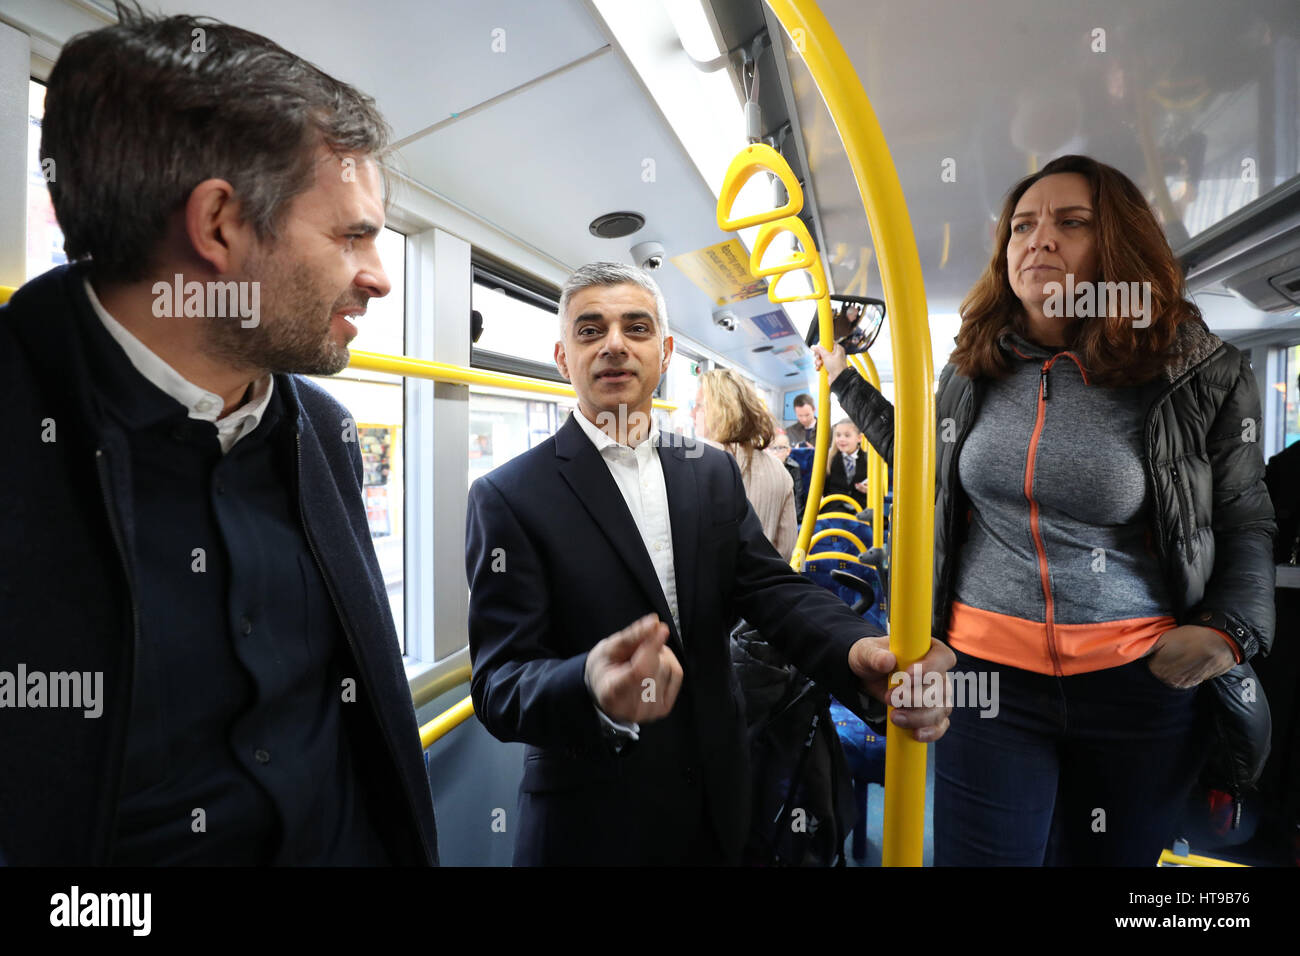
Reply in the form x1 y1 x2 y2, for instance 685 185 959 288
850 352 887 550
716 143 834 574
767 0 936 868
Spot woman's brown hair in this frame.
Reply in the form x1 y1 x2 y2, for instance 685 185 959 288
699 369 774 477
950 155 1200 386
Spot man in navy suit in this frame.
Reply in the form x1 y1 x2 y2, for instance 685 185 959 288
465 262 954 865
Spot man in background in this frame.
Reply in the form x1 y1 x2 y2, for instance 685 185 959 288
785 392 818 447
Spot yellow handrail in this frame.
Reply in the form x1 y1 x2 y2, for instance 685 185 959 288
347 349 678 412
818 493 863 514
1156 849 1248 867
809 527 867 554
850 352 887 550
0 286 15 305
768 0 935 867
412 663 472 710
804 550 862 564
818 511 868 524
420 695 475 749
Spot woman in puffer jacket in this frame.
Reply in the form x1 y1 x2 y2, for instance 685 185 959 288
814 154 1276 866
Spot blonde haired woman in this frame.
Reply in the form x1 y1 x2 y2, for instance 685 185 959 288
693 369 797 561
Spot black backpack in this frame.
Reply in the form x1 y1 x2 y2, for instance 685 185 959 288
730 623 857 866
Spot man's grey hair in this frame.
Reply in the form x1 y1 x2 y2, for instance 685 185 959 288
558 261 671 342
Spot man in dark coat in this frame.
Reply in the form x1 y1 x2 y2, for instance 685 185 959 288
465 262 955 865
0 6 437 865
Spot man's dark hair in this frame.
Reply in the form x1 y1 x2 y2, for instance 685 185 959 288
41 1 392 281
793 394 815 409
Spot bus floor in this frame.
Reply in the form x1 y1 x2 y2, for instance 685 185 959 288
844 749 1296 867
844 742 937 867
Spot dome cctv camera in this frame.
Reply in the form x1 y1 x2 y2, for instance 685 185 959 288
631 240 666 271
713 308 737 332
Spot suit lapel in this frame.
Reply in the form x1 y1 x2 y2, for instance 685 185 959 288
658 435 699 647
555 416 682 652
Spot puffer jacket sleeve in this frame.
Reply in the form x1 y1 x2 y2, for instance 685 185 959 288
830 367 897 462
1188 350 1278 659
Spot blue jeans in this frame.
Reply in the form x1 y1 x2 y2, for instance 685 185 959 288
934 649 1207 866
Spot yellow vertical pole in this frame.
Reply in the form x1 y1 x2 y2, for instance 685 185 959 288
766 0 935 866
789 293 836 570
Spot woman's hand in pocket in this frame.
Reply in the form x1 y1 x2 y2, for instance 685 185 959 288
1146 625 1238 688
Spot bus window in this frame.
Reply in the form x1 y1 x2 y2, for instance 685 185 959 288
1283 343 1300 449
26 79 67 280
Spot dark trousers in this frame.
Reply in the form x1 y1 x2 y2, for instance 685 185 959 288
934 649 1206 866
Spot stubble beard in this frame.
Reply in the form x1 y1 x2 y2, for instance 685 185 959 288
203 247 351 377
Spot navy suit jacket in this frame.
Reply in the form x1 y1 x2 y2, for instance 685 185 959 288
465 414 880 865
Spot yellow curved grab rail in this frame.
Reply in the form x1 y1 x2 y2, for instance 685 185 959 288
768 0 936 867
1156 849 1248 868
809 527 867 554
412 662 472 710
803 550 861 564
347 349 677 412
819 511 867 524
818 493 864 513
850 352 887 550
0 285 15 305
420 695 475 750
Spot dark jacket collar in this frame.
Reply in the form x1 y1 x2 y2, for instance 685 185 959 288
7 262 305 439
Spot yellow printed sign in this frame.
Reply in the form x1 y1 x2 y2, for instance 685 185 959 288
670 239 768 305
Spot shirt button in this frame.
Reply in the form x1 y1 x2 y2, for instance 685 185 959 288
254 749 270 765
240 615 253 635
684 766 697 784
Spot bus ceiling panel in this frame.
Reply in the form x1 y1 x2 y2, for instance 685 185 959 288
397 47 780 364
762 0 1300 333
142 0 608 144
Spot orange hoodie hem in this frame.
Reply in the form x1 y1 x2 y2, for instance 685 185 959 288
947 601 1178 676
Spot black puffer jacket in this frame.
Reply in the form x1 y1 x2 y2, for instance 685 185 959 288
832 318 1277 659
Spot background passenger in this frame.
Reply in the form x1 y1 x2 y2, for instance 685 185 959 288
766 426 807 521
814 154 1276 866
785 392 819 447
822 419 870 511
693 368 797 562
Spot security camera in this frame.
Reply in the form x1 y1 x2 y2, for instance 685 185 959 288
631 240 665 271
713 308 737 332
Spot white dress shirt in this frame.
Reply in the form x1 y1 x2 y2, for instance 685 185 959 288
84 278 273 454
571 408 680 635
572 409 681 742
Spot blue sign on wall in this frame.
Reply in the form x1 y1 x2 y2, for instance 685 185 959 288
750 309 798 340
